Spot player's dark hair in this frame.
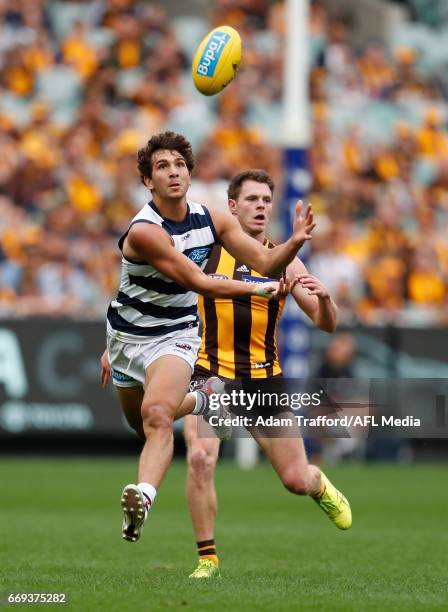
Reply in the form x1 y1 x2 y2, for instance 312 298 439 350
137 131 195 183
227 169 275 201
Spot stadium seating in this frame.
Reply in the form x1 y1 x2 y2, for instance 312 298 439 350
0 0 446 324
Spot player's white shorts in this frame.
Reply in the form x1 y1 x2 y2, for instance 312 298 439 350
107 326 201 388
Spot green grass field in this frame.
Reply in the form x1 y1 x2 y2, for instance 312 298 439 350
1 458 447 611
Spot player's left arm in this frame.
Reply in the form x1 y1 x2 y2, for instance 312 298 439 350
286 257 338 333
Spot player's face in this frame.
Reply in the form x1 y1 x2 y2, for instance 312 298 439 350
145 149 190 200
229 180 273 236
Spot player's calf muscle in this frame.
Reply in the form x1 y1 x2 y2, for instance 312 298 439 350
116 387 145 439
176 393 196 419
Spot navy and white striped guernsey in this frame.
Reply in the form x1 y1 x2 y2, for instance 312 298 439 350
107 199 218 342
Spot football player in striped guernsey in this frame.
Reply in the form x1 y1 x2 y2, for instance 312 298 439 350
182 170 352 579
104 132 315 545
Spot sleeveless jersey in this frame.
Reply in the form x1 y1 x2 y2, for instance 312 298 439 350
107 200 217 342
196 240 285 379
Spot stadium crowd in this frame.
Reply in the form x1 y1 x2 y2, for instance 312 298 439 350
0 0 447 324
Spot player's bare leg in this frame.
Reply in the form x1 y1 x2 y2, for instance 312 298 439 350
184 415 221 578
116 377 229 436
117 367 229 542
116 384 198 437
253 418 352 529
252 417 321 496
185 423 220 542
138 355 192 485
121 355 191 542
116 386 145 439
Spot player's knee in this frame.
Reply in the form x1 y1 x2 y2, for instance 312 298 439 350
141 402 173 432
281 468 309 496
188 447 207 474
188 447 216 483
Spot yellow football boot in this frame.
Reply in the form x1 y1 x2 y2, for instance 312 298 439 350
189 558 221 579
314 472 352 530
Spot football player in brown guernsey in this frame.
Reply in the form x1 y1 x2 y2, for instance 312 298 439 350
181 169 352 579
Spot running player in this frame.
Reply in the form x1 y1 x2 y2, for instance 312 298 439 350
105 132 315 544
182 169 351 579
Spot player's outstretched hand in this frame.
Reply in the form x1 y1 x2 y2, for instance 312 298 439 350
292 200 316 249
276 274 300 299
100 349 111 388
297 274 330 298
252 276 300 300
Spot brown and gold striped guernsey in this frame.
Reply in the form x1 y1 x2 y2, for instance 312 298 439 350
196 239 285 379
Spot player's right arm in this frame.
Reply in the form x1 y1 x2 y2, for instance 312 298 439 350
100 349 111 388
286 257 338 332
126 223 280 299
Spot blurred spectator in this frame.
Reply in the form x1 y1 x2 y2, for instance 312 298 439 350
0 0 446 325
62 21 98 79
357 42 396 98
416 107 448 159
188 147 230 212
309 332 365 463
309 219 363 324
316 332 356 379
407 246 446 307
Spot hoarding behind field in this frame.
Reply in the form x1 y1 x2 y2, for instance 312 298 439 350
0 320 447 445
0 320 129 439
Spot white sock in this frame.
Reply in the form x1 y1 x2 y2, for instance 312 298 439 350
191 391 208 415
137 482 157 513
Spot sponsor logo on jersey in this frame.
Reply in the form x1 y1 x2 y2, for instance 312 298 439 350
208 273 229 280
175 343 192 351
181 233 191 241
252 361 273 369
111 368 136 382
236 264 250 272
197 31 231 78
242 274 276 284
188 247 211 264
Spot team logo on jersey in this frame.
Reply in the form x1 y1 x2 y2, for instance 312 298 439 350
188 247 211 264
175 343 192 351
